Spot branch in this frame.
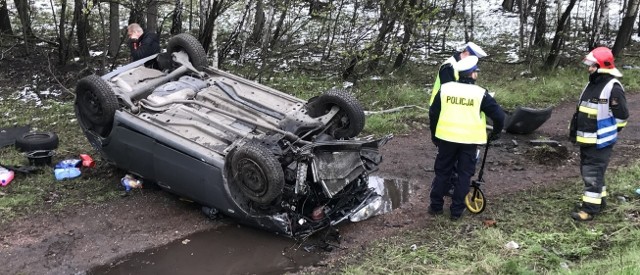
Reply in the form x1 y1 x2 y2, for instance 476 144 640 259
46 53 74 97
364 105 428 115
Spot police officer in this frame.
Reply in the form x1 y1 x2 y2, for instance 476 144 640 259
570 47 629 221
429 42 488 106
428 56 505 220
127 23 160 62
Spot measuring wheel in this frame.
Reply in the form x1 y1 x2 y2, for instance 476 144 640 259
465 185 486 214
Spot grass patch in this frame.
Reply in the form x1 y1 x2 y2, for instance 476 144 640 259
0 98 122 224
336 161 640 274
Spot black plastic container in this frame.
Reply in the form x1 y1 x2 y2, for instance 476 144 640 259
26 150 54 166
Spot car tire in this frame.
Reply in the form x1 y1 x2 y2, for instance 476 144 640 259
166 33 208 71
15 132 59 152
74 75 118 137
305 89 365 139
231 142 284 205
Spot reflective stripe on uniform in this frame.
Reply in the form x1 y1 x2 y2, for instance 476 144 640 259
582 191 602 205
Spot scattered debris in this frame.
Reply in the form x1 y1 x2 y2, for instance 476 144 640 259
560 262 570 269
529 139 560 147
0 165 15 187
54 159 82 180
504 241 520 250
482 219 497 227
635 188 640 196
181 239 190 245
121 174 143 193
410 244 418 251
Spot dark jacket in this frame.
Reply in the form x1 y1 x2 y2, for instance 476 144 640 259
129 32 160 61
437 52 462 85
572 73 629 146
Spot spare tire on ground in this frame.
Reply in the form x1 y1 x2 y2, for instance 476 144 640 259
504 106 553 134
15 131 59 152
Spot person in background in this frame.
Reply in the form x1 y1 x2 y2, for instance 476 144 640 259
428 56 505 220
127 23 160 62
570 47 629 221
429 42 488 106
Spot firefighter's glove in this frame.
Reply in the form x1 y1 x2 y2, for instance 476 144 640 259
489 131 501 142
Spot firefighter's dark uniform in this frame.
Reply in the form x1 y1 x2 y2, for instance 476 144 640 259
571 73 628 220
429 58 505 219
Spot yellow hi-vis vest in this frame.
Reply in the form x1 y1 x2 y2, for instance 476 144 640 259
429 56 459 105
435 82 487 144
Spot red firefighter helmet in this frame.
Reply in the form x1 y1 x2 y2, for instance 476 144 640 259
583 47 622 77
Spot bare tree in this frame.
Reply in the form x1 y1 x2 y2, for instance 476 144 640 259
170 0 183 34
109 0 120 57
368 0 398 73
251 0 265 43
502 0 514 11
129 0 146 27
394 0 419 69
543 0 577 69
612 0 639 55
14 0 34 38
147 0 159 33
198 0 226 52
74 0 91 59
0 0 12 34
533 0 547 47
588 0 608 50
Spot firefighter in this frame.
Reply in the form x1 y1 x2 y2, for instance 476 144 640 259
570 47 629 221
428 56 505 220
429 42 488 106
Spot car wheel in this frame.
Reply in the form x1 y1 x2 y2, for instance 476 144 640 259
305 89 365 139
231 142 284 205
166 33 208 71
15 132 59 152
74 75 118 137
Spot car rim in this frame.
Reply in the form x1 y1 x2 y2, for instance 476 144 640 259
236 158 268 198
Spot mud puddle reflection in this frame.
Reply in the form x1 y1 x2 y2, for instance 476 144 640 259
88 176 410 275
368 175 412 215
88 225 322 275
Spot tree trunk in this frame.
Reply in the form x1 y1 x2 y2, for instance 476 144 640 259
441 0 459 50
75 0 90 59
171 0 183 35
368 0 397 73
270 0 290 46
533 0 547 46
612 0 640 56
147 0 158 33
0 0 12 34
543 0 577 69
588 0 608 50
58 0 70 65
198 0 224 52
109 0 120 57
394 0 417 69
129 0 145 28
251 0 265 43
14 0 33 37
502 0 514 11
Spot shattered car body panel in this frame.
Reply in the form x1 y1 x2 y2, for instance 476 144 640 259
74 34 391 238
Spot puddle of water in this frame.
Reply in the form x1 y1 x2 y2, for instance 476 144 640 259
88 225 323 275
88 176 411 275
368 175 412 215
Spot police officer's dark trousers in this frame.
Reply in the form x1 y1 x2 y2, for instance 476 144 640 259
579 145 613 214
430 140 478 217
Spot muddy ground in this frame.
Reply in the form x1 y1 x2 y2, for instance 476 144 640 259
1 52 639 274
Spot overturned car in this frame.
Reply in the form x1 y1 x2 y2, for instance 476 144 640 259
74 33 391 238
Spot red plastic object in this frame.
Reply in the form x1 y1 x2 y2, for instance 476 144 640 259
79 154 95 168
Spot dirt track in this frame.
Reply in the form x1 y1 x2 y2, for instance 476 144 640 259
1 92 639 275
